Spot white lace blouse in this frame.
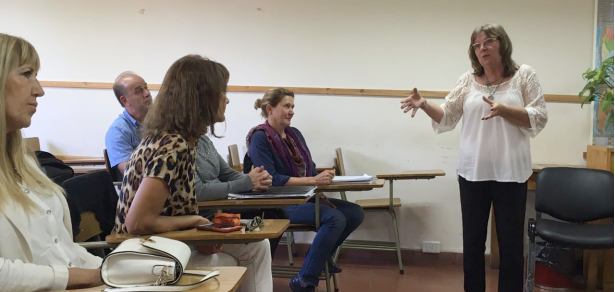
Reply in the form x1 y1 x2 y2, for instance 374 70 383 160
432 64 548 182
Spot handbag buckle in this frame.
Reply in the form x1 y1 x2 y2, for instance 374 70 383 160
153 265 171 286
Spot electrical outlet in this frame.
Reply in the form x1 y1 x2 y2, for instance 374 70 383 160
422 241 441 253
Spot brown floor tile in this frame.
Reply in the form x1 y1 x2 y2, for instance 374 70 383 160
272 247 596 292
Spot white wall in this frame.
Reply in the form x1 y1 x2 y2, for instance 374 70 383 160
1 0 594 253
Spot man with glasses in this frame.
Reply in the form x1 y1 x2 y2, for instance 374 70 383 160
105 72 152 180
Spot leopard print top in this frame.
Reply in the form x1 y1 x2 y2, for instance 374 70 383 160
113 132 198 234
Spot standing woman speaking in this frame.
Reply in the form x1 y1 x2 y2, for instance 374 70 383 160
401 24 548 292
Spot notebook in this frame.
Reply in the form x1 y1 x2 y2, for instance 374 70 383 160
228 186 317 199
331 174 376 184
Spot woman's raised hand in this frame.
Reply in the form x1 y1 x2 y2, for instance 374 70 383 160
400 88 426 118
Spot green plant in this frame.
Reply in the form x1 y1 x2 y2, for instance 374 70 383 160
579 56 614 129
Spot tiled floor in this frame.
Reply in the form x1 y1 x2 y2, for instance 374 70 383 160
272 254 493 292
271 248 589 292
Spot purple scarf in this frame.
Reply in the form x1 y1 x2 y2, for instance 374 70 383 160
246 121 314 177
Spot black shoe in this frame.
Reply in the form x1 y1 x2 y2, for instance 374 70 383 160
325 262 342 274
289 276 315 292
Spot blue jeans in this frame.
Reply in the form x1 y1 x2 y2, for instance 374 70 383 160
285 197 364 286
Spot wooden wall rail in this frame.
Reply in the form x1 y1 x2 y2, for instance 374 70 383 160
40 81 582 103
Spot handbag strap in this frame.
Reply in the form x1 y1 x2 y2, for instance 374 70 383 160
102 270 220 292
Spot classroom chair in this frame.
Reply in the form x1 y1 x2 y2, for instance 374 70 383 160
333 147 404 274
525 167 613 292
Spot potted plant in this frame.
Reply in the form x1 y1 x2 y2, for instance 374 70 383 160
579 56 614 132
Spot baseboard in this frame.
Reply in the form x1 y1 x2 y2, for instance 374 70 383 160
274 243 492 267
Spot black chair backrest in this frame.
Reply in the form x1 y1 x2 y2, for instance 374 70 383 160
35 150 74 185
103 149 122 182
536 167 614 222
243 153 254 174
62 171 119 238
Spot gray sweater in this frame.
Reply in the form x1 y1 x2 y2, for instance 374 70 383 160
195 135 253 201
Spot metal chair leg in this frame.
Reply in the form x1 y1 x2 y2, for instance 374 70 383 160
332 271 339 292
324 263 332 292
525 239 536 292
291 231 298 257
525 219 537 292
286 232 294 266
333 246 341 263
389 208 404 274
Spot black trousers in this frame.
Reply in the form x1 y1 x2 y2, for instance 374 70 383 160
458 176 527 292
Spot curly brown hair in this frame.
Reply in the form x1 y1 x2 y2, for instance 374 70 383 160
141 55 229 141
468 24 518 78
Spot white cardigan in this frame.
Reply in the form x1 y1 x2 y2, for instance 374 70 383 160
0 179 102 291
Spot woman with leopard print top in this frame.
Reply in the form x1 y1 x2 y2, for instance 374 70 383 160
112 55 273 292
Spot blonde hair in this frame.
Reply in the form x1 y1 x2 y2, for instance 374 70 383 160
0 33 65 213
468 24 518 77
141 55 229 141
254 88 295 118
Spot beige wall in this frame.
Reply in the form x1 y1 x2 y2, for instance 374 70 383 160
1 0 594 252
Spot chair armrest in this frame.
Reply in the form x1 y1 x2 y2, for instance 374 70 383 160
78 241 116 249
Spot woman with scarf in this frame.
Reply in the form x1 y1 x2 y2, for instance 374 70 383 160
246 88 364 292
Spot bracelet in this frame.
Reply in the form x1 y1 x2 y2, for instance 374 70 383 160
420 99 427 109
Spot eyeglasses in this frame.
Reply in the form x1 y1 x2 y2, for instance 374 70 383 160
245 216 265 232
471 37 498 50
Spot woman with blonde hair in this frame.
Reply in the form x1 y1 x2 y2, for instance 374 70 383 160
113 54 272 292
0 33 103 291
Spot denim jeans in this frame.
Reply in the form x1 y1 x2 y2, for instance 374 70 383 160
285 197 364 286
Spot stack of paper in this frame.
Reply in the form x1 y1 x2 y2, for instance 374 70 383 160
228 186 317 199
331 174 376 184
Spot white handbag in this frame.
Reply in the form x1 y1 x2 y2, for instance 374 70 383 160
100 236 219 292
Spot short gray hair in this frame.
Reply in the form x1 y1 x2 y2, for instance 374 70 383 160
113 71 137 107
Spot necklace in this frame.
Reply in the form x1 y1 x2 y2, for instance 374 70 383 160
9 160 30 194
9 160 22 182
485 75 505 100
